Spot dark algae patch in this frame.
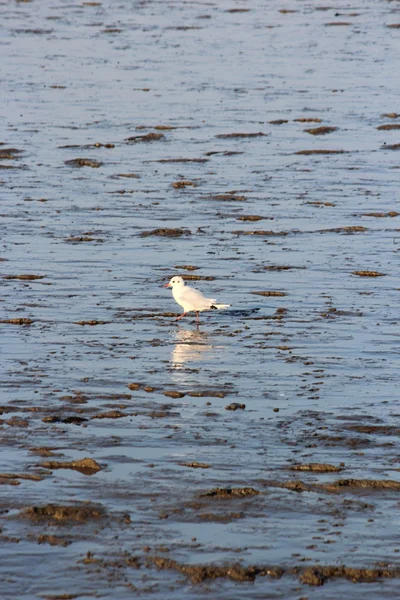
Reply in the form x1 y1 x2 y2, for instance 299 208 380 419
64 158 103 168
3 274 45 280
215 132 267 139
140 228 191 237
251 291 286 296
289 463 343 472
296 149 347 155
125 133 165 143
225 402 246 411
201 487 261 498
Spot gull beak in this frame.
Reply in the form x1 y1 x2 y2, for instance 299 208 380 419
164 283 171 288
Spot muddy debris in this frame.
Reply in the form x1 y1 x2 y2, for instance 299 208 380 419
147 556 274 583
233 229 288 236
182 274 215 281
382 112 400 118
37 535 71 547
41 458 102 475
382 143 400 150
306 200 335 206
127 382 141 391
74 320 108 326
148 556 400 586
1 318 33 325
163 391 185 398
225 402 246 411
91 410 129 419
201 487 261 498
289 463 344 473
269 119 288 125
352 270 386 277
325 21 351 26
0 473 43 483
304 126 338 135
115 173 140 178
332 479 400 491
377 124 400 130
155 158 208 163
318 226 367 233
319 307 363 318
262 265 306 271
151 125 177 130
296 149 346 155
140 228 191 237
125 133 165 143
143 386 158 393
198 512 243 522
0 148 23 160
172 180 196 188
204 150 243 156
3 274 45 280
215 132 266 139
0 478 20 487
60 392 88 404
188 390 227 398
64 158 103 168
60 142 114 149
23 503 106 523
345 424 400 435
265 477 400 494
361 211 399 217
182 462 211 469
5 417 29 427
298 565 400 586
294 118 322 123
174 264 199 271
206 193 247 201
251 291 286 297
148 410 179 419
30 447 64 457
42 415 88 425
236 214 265 221
65 236 101 243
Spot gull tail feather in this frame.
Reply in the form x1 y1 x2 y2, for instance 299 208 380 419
211 303 231 310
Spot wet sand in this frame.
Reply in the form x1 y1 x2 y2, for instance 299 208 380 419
1 0 400 598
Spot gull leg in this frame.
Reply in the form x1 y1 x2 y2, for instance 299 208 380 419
175 312 187 321
196 311 200 325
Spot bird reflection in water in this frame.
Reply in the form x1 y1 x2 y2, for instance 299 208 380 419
171 328 214 369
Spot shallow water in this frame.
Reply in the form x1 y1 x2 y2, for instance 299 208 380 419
1 0 400 598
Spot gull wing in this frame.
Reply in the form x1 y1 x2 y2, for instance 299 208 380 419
180 285 215 309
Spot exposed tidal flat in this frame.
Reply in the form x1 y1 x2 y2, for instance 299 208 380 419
1 0 400 598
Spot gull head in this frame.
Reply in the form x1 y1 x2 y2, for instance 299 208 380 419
164 276 185 288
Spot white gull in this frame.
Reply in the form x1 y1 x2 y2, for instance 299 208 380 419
164 276 230 324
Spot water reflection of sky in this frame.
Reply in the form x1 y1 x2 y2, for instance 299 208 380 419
171 327 215 369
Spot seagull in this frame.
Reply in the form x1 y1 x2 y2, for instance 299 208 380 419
164 276 230 324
